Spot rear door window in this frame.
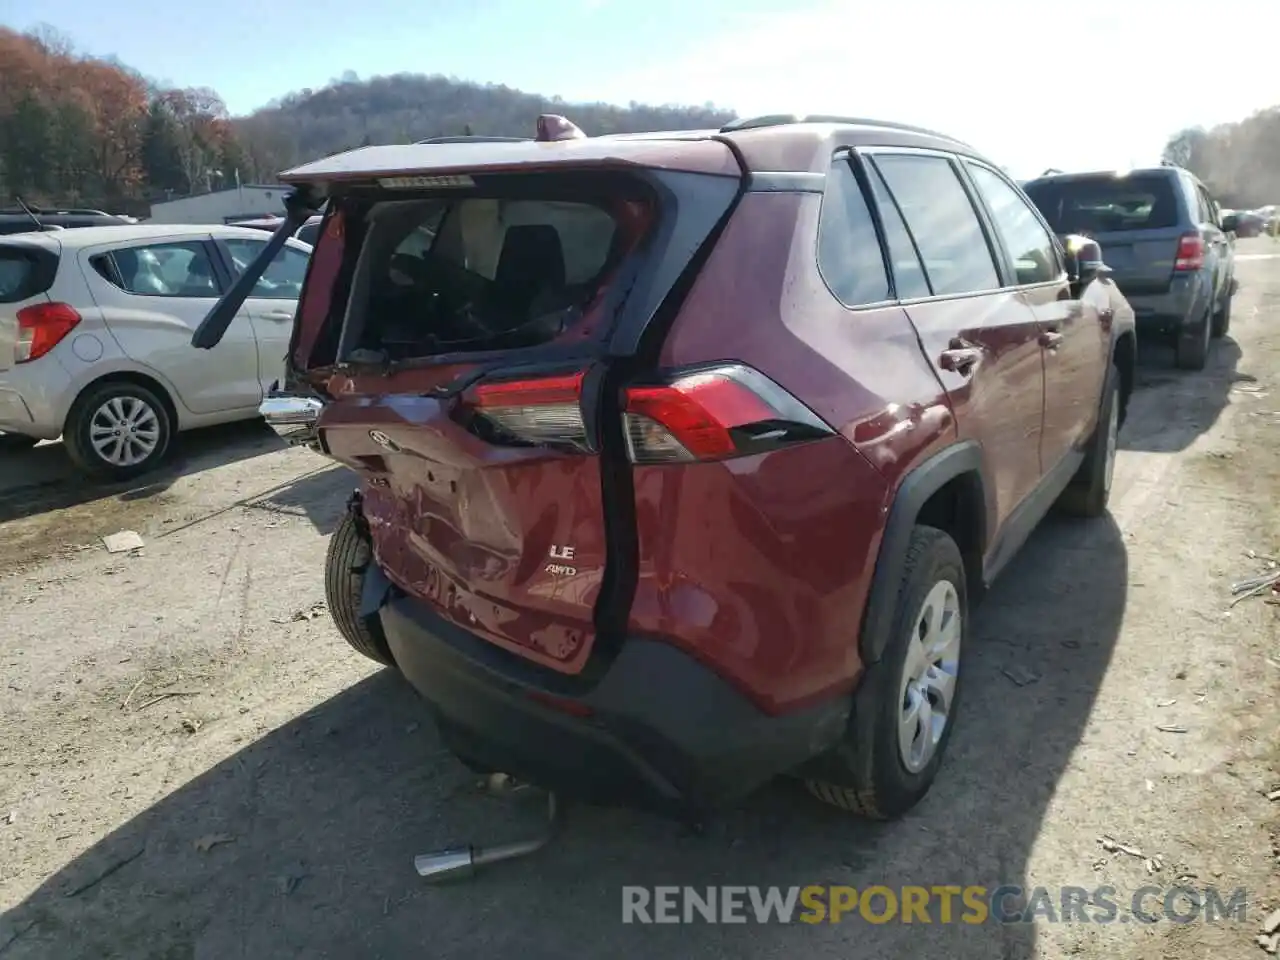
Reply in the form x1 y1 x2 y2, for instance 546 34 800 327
816 158 890 306
965 163 1061 286
97 241 221 298
1021 174 1181 233
863 161 932 299
871 154 1001 297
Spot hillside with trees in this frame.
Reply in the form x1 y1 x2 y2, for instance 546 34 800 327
234 72 735 177
1163 109 1280 209
0 27 735 215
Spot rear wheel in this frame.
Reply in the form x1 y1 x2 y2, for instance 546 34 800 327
64 381 172 480
1211 293 1232 339
1058 364 1119 518
804 526 966 818
325 510 396 667
1175 304 1211 371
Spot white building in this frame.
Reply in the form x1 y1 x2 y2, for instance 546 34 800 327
146 185 288 224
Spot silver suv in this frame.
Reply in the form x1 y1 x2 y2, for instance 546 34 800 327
0 224 312 478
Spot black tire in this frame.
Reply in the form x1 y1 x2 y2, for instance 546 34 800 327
1058 364 1120 519
64 381 172 481
0 433 39 451
1211 292 1232 339
804 526 967 819
1175 304 1211 371
325 510 396 667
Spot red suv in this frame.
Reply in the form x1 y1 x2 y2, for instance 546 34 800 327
199 115 1135 822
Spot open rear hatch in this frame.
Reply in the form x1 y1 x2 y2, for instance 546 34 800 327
197 133 744 675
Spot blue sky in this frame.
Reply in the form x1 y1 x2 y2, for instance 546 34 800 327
4 0 1279 178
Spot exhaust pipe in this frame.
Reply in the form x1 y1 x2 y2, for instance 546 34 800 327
414 792 561 883
260 394 324 448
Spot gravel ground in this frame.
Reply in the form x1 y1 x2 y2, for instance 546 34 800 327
1 240 1278 960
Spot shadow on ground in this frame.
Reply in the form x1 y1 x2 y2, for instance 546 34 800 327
236 464 355 537
0 420 286 526
1122 334 1243 454
0 513 1127 960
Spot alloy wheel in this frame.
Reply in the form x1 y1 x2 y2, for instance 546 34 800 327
897 579 962 774
88 395 161 467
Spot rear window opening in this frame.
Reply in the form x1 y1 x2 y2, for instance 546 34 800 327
1023 174 1180 234
306 173 656 368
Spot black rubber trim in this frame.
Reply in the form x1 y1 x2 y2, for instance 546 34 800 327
858 440 985 664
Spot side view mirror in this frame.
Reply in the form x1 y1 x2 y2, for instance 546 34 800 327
1062 234 1110 296
1221 213 1238 234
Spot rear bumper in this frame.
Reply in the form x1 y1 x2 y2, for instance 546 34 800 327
375 584 850 816
1123 273 1211 336
0 358 73 440
0 386 35 433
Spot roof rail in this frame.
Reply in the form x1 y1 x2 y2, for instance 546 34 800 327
414 136 532 144
718 113 964 143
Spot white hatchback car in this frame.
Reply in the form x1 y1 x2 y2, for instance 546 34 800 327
0 224 313 479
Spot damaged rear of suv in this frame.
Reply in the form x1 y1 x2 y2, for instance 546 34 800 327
196 115 1133 835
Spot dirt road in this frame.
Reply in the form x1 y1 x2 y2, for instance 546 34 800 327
2 243 1278 960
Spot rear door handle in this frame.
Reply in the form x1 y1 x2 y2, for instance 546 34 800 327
260 310 295 322
1040 331 1064 349
939 346 982 374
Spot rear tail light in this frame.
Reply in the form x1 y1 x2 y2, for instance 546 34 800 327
15 302 81 363
465 371 590 452
461 363 834 463
1173 232 1204 271
622 364 834 464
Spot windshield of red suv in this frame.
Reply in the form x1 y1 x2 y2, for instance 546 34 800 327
1023 173 1179 234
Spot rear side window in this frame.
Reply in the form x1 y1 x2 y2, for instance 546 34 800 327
295 222 321 246
816 159 890 306
1196 184 1219 226
338 182 648 362
872 154 1001 297
1022 174 1180 233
